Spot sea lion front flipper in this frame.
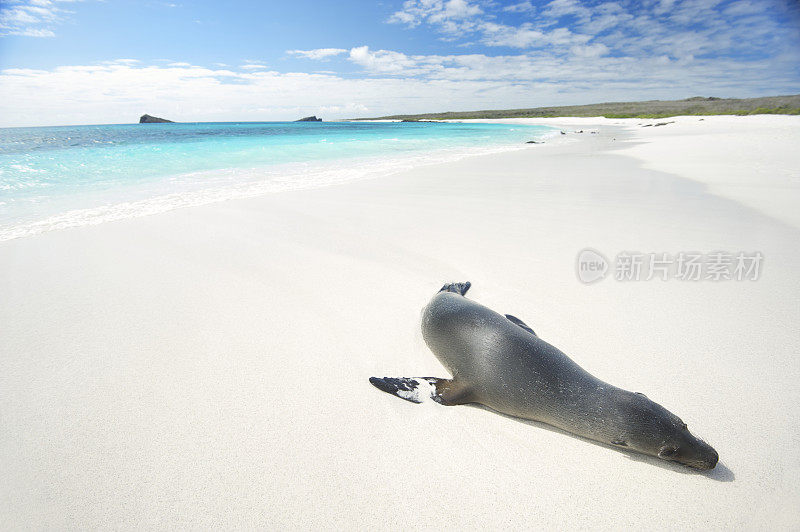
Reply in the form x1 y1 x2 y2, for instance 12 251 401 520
505 314 537 336
369 377 473 406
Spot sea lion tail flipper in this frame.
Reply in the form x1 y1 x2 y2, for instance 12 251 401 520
439 281 471 296
369 377 473 406
505 314 537 336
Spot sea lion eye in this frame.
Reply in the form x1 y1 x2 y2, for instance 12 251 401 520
658 446 679 458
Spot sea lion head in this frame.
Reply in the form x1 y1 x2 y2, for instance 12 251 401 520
615 392 719 470
655 430 718 471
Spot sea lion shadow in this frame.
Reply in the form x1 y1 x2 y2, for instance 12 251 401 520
468 404 735 482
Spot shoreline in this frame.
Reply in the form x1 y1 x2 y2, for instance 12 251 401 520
1 116 799 528
0 123 559 242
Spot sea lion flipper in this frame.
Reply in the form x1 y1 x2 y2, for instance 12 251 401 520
505 314 536 336
369 377 472 406
430 378 474 406
438 281 471 296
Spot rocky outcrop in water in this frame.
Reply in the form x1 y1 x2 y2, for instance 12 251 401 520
295 116 322 122
139 114 173 123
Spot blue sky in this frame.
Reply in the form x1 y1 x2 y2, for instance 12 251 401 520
1 0 799 126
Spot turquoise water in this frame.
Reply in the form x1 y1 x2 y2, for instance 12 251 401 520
0 121 555 240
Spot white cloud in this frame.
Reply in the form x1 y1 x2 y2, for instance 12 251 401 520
1 1 798 126
0 0 80 37
318 102 369 115
570 42 609 58
0 62 546 126
480 22 544 48
503 2 535 13
542 0 592 20
387 9 417 26
442 0 482 19
348 46 420 74
480 22 589 48
7 27 55 36
3 49 797 127
384 0 800 75
388 0 483 34
287 48 348 60
723 0 764 15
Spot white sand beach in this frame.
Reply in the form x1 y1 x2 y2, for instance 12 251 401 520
2 115 799 528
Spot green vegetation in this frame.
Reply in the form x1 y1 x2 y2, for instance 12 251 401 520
352 95 800 121
603 106 800 118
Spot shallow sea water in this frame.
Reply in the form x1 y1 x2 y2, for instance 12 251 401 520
0 121 555 240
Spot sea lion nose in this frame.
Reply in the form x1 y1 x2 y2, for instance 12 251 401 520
696 445 719 470
706 448 719 469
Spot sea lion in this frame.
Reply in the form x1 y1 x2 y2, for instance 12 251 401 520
370 282 718 470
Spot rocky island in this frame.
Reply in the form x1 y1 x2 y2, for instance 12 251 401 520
295 116 322 122
139 114 174 123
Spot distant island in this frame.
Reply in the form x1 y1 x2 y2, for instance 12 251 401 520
295 116 322 122
139 114 174 123
352 94 800 121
